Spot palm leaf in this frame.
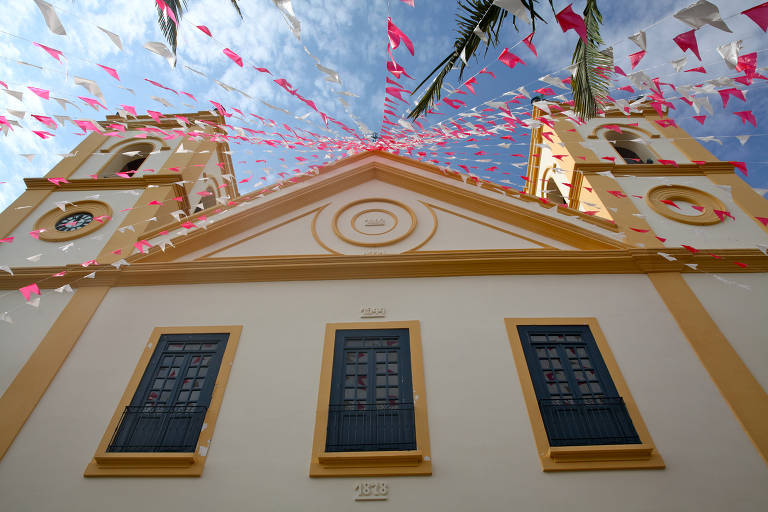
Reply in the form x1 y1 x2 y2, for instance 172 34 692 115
156 0 243 53
569 0 611 120
407 0 551 120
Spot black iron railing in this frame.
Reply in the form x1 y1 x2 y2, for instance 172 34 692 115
107 405 208 453
325 402 416 452
538 397 641 446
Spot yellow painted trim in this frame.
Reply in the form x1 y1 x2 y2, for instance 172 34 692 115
84 325 242 477
44 132 109 180
1 247 766 291
23 175 182 190
576 161 735 177
406 202 439 252
310 204 343 255
568 171 584 210
0 133 106 239
648 273 768 466
331 198 417 247
645 185 726 225
526 108 544 195
310 321 431 477
0 189 54 240
34 200 113 242
504 317 665 471
0 286 110 462
133 160 626 264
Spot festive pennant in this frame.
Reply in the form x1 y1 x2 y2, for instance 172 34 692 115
27 86 50 100
498 48 525 69
742 2 768 31
629 50 646 69
33 0 66 35
521 33 537 56
555 4 587 43
718 88 745 108
717 40 742 69
733 111 757 127
19 283 41 302
144 41 176 67
273 0 301 39
493 0 531 23
33 42 64 62
388 18 414 55
98 64 120 81
730 161 748 176
223 48 244 67
98 26 123 50
673 30 701 61
197 25 212 36
386 60 413 79
674 0 731 32
78 96 107 110
73 77 106 103
628 31 646 50
31 115 57 129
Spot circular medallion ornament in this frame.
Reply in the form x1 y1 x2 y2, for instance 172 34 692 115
35 200 113 242
312 197 437 254
645 185 727 225
332 198 416 247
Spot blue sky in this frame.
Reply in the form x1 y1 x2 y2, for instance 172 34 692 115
0 0 766 211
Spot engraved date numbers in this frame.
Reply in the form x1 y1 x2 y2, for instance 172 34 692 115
354 481 388 501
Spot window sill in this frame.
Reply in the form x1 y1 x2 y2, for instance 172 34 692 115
84 452 204 477
541 444 665 472
310 450 431 477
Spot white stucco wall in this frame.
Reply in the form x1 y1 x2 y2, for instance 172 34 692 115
0 189 139 267
1 274 766 511
615 175 768 249
683 273 768 393
0 289 71 396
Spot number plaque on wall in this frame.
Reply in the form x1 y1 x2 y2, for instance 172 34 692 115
353 481 388 501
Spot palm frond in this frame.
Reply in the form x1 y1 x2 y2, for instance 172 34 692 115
570 0 611 120
228 0 243 18
407 1 550 120
156 1 243 53
156 0 187 53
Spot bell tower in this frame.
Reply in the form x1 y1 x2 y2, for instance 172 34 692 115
525 101 768 249
0 111 238 268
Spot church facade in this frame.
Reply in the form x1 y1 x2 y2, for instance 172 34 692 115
0 108 767 511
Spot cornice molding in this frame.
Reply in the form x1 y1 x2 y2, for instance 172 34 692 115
575 161 735 176
133 158 625 263
24 175 181 190
1 248 765 289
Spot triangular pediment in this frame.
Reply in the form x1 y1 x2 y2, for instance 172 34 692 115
133 152 628 263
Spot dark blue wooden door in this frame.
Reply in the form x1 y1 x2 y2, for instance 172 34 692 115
326 329 416 452
518 325 640 446
108 333 229 452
